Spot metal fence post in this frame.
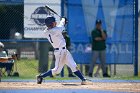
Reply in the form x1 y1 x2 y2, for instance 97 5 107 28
134 0 138 76
38 42 49 73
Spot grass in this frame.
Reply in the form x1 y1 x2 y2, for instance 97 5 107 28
14 59 39 79
2 58 71 79
1 59 140 80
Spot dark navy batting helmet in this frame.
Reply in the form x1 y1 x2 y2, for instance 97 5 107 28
45 17 56 27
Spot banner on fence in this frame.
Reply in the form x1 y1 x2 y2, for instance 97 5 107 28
24 0 61 38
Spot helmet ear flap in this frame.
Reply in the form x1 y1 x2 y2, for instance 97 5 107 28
47 23 53 28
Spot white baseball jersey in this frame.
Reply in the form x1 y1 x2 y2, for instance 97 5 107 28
44 18 77 76
44 18 66 48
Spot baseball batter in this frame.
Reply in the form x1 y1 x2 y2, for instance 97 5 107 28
36 17 92 85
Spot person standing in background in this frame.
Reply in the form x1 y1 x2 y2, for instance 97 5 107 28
0 42 14 76
88 19 110 77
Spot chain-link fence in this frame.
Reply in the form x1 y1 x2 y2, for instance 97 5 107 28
0 0 138 79
1 41 53 78
0 1 62 78
0 4 23 40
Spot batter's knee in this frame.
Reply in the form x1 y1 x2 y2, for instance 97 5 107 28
52 68 62 76
55 69 61 75
76 66 79 70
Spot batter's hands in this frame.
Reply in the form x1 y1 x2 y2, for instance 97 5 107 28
61 17 68 24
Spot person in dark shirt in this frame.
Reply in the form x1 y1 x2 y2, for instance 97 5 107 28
88 20 110 77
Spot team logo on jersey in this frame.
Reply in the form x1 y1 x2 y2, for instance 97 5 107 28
31 7 53 26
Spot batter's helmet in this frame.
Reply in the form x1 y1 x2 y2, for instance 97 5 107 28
45 17 56 27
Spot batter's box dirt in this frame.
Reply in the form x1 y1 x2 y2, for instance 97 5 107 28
0 82 140 92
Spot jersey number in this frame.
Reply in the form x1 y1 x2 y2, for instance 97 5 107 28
49 34 53 43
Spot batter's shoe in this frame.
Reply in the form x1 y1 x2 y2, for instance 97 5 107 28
81 79 93 85
36 75 43 84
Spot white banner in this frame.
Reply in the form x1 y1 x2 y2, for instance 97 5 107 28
24 0 61 38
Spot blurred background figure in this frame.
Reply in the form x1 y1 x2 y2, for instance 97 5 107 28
88 19 110 78
94 65 101 77
0 42 14 76
50 31 76 77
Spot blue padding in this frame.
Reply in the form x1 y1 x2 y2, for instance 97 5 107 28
67 0 135 64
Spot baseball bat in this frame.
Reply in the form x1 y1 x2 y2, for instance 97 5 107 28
45 5 61 18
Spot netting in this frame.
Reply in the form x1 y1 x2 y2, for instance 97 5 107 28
0 4 23 40
0 0 63 78
67 0 135 64
65 0 136 76
0 0 137 78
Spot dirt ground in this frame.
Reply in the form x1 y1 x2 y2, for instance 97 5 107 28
0 82 140 92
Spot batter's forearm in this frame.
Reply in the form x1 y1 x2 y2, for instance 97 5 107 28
59 18 66 26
